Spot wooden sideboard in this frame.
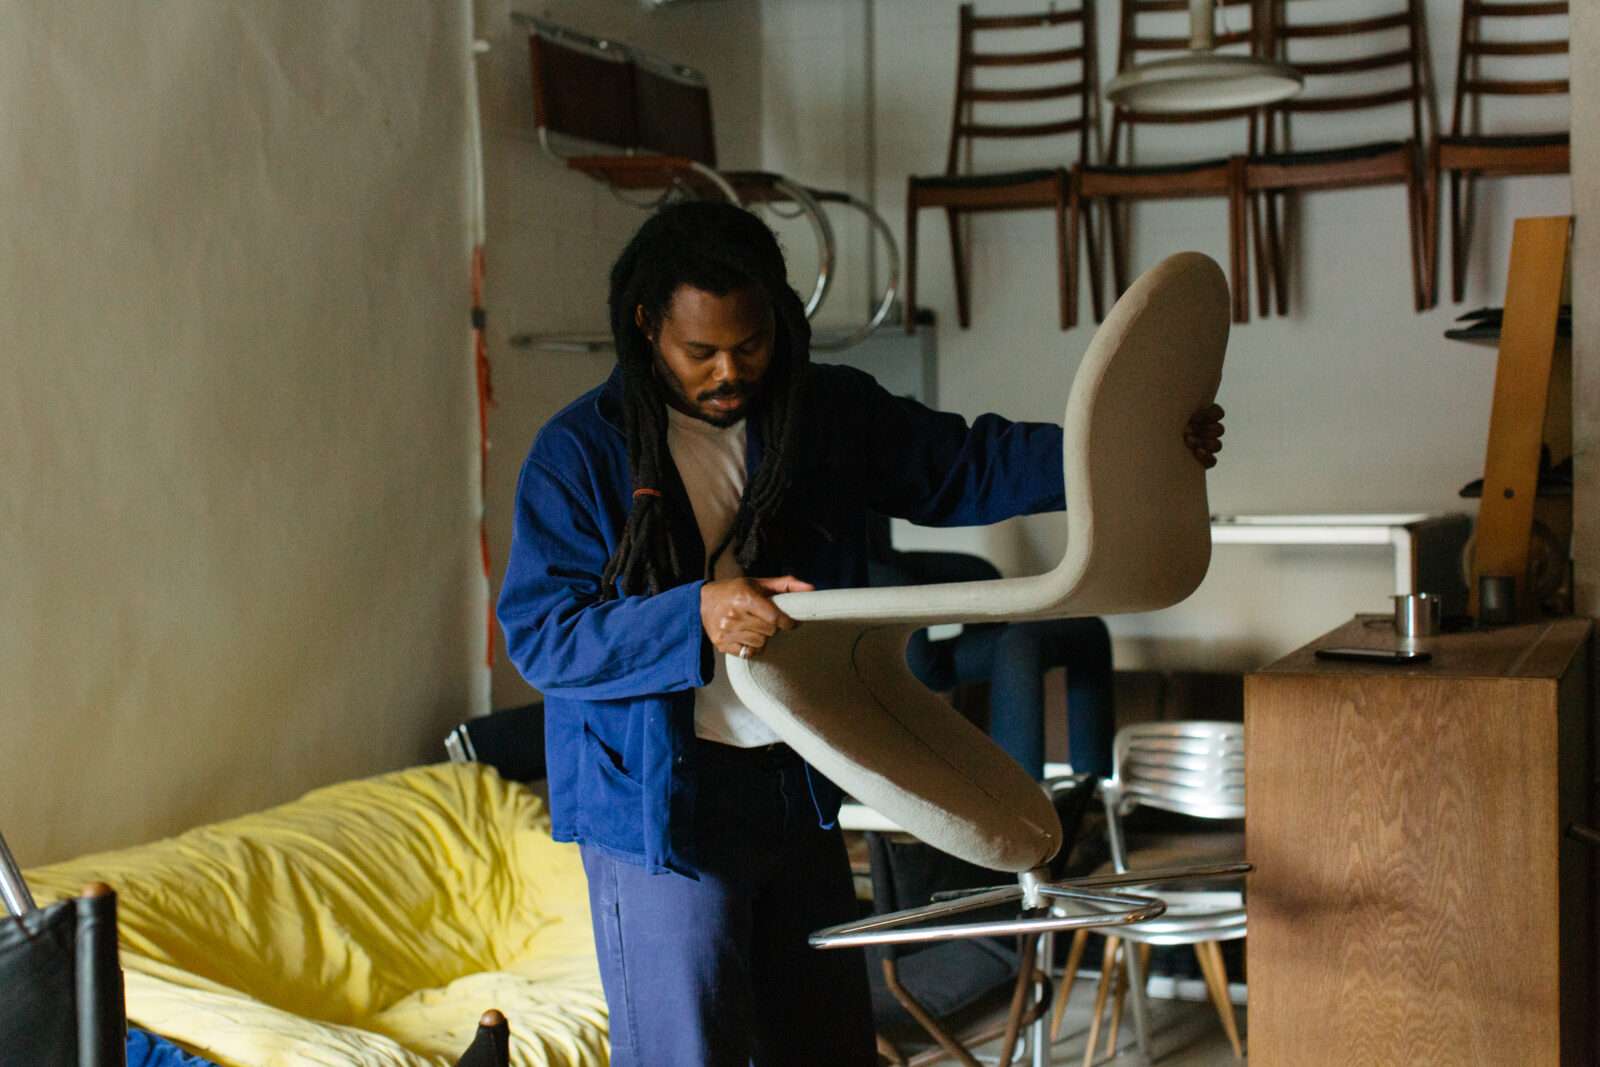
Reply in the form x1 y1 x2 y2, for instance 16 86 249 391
1245 616 1594 1065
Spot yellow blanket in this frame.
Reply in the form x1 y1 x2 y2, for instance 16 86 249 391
26 763 607 1067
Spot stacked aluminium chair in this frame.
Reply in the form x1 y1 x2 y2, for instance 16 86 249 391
724 252 1247 1065
904 2 1101 333
1244 0 1436 317
523 16 898 350
1057 722 1248 1065
1431 0 1570 303
1076 0 1261 325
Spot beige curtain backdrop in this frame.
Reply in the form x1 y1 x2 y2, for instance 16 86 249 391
0 2 485 865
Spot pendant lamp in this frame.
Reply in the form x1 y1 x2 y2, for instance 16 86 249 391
1105 0 1302 113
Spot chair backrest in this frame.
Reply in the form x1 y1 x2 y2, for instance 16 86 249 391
526 18 718 166
444 702 547 784
527 21 638 154
0 886 125 1067
1262 0 1431 149
1108 0 1262 159
634 52 718 167
945 3 1100 173
773 250 1228 628
1111 721 1245 821
1448 0 1569 137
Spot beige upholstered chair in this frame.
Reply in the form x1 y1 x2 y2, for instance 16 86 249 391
729 251 1230 877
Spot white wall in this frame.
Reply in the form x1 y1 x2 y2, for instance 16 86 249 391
0 3 483 864
477 0 764 706
763 0 1572 670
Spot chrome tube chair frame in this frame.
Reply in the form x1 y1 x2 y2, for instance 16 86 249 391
519 15 899 351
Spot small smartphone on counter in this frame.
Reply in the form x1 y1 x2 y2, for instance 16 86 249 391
1314 646 1431 665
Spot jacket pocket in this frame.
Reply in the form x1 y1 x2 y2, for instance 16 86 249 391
578 723 645 856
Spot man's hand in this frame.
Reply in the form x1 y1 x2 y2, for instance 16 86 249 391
701 575 815 659
1185 403 1225 469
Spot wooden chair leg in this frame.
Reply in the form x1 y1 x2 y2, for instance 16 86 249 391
1228 157 1249 325
1449 170 1468 304
1423 142 1441 309
1051 927 1091 1041
1406 161 1427 312
1250 189 1272 318
945 208 971 329
1105 198 1129 310
903 190 919 334
1082 935 1119 1067
1194 941 1245 1059
1081 191 1105 323
1057 186 1074 330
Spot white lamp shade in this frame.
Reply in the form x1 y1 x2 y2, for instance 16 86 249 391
1105 52 1303 113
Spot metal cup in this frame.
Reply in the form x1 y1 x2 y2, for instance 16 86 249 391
1392 592 1442 638
1478 574 1517 626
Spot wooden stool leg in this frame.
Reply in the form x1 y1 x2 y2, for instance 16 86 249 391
1106 941 1129 1059
945 208 971 329
1082 935 1119 1067
1050 928 1091 1041
1195 941 1245 1059
903 190 919 335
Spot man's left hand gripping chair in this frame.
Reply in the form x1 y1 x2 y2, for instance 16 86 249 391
728 252 1248 1065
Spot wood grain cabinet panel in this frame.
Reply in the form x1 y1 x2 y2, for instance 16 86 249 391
1245 617 1593 1066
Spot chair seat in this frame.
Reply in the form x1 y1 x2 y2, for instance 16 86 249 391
1250 140 1407 168
1437 131 1569 149
1081 158 1229 177
910 168 1062 190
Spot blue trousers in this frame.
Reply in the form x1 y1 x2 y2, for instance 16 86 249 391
580 741 875 1067
906 616 1115 779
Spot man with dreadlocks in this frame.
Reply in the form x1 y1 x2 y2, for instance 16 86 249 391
498 201 1225 1066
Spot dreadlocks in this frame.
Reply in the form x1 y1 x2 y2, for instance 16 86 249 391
599 201 812 601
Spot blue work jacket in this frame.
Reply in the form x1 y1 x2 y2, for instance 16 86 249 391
497 362 1065 875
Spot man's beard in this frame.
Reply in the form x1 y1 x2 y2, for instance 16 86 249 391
652 351 761 428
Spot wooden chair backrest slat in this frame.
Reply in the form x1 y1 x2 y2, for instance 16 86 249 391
964 80 1087 104
1451 0 1571 134
957 118 1088 139
968 9 1084 30
967 46 1085 68
1467 1 1566 16
1261 1 1428 150
944 3 1098 174
1108 0 1263 155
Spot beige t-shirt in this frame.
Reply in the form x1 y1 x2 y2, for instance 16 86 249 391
666 406 782 747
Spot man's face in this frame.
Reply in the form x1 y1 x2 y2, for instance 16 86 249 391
639 283 775 428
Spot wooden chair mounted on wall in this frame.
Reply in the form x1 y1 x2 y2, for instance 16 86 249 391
1431 0 1569 305
904 2 1100 334
1078 0 1260 327
1246 1 1436 317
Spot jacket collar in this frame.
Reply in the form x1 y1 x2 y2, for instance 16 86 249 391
595 364 626 435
